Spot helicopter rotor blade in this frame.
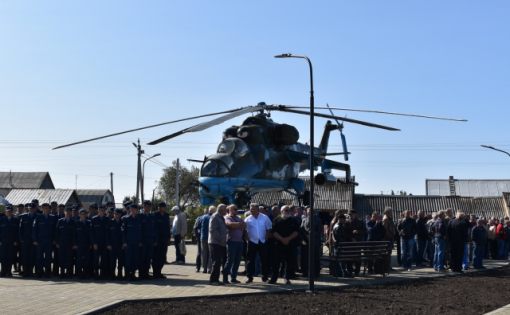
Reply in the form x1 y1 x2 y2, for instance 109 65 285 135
274 106 400 131
52 108 245 150
285 106 468 122
148 105 266 145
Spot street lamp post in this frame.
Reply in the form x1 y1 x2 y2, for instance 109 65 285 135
481 145 510 158
142 153 161 202
274 53 315 292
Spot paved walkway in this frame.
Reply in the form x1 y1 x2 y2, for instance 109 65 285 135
0 245 507 315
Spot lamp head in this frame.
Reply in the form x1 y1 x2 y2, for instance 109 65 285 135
274 53 293 58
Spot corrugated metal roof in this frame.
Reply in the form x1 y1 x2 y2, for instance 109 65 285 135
426 179 510 197
252 178 355 211
0 172 54 189
5 189 80 206
354 194 507 220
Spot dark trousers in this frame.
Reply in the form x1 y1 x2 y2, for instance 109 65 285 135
473 243 485 268
223 240 243 280
58 245 74 271
76 246 90 277
416 238 427 265
35 241 52 275
140 243 153 277
109 246 124 277
0 243 15 276
450 241 464 272
246 241 269 279
301 243 321 277
152 239 168 276
271 243 295 281
52 245 59 275
93 245 109 277
396 238 402 265
195 238 202 271
20 241 35 276
125 242 141 275
209 243 226 282
174 235 185 263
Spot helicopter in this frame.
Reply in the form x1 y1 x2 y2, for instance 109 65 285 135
53 102 466 206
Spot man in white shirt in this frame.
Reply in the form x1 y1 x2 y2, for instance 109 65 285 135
171 206 187 264
244 203 272 283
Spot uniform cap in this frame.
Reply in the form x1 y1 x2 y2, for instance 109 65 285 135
41 203 50 207
143 200 152 206
5 204 13 211
158 201 167 208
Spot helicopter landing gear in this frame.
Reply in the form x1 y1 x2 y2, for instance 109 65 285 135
298 190 311 207
234 192 251 208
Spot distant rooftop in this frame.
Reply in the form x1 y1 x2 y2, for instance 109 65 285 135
5 189 79 206
0 172 55 190
426 178 510 197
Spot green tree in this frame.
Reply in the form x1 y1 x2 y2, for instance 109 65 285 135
157 160 200 207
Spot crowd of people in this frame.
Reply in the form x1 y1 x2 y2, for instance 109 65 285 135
193 203 320 285
1 199 509 285
329 207 510 276
0 199 189 280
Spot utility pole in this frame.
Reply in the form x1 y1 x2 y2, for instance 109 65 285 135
110 172 114 195
132 139 144 205
175 158 180 207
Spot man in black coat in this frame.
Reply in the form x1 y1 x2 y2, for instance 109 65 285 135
0 205 19 277
447 212 469 273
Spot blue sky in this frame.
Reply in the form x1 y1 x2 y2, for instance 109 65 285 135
1 1 509 202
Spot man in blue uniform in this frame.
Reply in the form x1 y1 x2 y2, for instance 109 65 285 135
19 203 37 277
55 207 76 278
122 204 143 280
140 200 155 279
91 204 110 279
52 203 66 276
33 203 57 277
152 202 170 279
107 209 125 279
75 209 92 278
0 205 19 277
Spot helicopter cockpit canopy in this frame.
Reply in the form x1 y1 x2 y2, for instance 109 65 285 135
217 138 249 158
201 154 233 177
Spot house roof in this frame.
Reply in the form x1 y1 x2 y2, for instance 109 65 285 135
76 189 114 207
426 179 510 197
0 172 55 189
5 189 79 206
354 194 508 219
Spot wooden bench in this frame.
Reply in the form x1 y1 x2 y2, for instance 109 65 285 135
322 241 391 277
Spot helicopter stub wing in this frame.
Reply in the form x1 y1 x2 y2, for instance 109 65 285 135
148 105 266 145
